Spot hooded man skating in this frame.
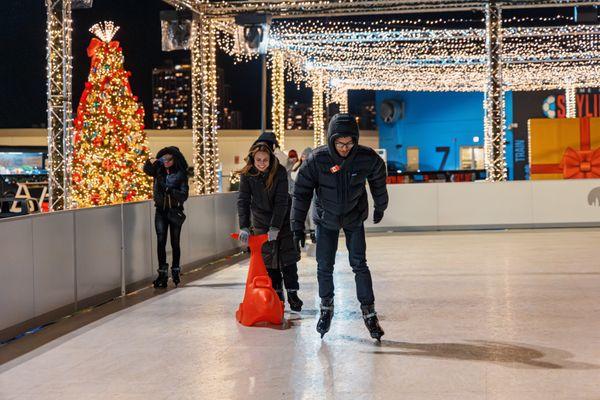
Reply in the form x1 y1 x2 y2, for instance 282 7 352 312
291 113 388 340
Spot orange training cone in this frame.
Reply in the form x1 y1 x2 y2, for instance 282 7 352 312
231 233 284 326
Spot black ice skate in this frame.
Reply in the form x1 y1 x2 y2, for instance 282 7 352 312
287 290 303 312
361 304 384 341
153 269 168 289
316 299 334 338
171 267 181 287
276 289 285 302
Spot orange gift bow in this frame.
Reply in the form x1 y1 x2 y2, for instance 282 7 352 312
560 147 600 179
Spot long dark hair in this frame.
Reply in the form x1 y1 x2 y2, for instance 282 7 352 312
237 143 279 191
156 146 189 173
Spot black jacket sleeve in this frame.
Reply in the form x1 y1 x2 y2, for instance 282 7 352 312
237 174 251 230
143 159 158 177
291 156 318 232
269 167 289 230
170 172 189 204
367 152 389 212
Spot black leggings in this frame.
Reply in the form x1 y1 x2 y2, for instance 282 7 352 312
155 209 183 271
267 263 299 292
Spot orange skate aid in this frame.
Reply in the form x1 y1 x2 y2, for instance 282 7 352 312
231 233 284 326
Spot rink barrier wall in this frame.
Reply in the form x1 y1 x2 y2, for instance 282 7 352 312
363 179 600 231
0 192 241 342
2 180 600 340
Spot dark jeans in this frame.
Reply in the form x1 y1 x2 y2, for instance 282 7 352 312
155 208 183 271
267 263 299 292
315 223 375 306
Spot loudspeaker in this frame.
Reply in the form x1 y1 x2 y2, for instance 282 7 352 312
380 100 404 124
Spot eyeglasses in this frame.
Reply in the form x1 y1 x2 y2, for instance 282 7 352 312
335 141 354 150
162 156 174 162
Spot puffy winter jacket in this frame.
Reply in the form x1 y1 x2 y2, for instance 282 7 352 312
143 147 189 210
237 163 300 267
291 114 388 231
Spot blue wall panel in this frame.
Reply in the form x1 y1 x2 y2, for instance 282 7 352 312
376 90 514 177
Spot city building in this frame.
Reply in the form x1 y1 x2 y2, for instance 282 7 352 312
152 61 192 129
285 101 313 130
357 100 377 130
152 62 243 130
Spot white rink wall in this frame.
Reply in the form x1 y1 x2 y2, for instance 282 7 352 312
364 179 600 230
0 192 240 339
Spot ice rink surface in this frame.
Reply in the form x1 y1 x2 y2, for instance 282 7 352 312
1 229 599 400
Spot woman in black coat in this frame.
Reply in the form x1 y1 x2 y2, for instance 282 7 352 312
237 140 303 311
143 146 189 288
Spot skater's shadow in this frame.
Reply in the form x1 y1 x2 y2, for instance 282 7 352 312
342 336 600 370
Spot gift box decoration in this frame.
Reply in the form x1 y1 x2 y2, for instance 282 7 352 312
529 117 600 180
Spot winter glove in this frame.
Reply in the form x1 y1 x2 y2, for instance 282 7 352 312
238 228 250 246
373 209 384 224
309 230 317 244
267 227 280 242
293 230 306 252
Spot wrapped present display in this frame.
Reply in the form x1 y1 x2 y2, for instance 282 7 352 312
529 117 600 180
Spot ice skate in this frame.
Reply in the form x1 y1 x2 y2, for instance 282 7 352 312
361 305 384 341
153 269 168 289
316 298 334 338
287 290 303 312
171 267 181 287
275 289 285 302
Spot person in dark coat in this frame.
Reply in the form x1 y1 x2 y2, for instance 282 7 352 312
237 136 303 311
143 146 189 288
291 113 388 340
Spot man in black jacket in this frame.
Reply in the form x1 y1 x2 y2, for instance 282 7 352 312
292 113 388 340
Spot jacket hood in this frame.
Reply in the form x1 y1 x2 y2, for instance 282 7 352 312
252 131 279 152
327 113 360 164
156 146 189 172
301 147 313 158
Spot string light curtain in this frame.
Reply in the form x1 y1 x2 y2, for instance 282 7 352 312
566 86 577 118
271 51 286 149
191 15 220 195
484 1 507 181
46 0 73 210
312 70 326 148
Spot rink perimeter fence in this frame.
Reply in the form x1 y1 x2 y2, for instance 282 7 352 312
0 192 241 342
2 180 600 341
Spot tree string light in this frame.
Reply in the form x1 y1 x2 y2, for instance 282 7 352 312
71 22 152 207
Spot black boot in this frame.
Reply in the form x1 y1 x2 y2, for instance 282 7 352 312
275 289 285 303
153 269 168 289
361 304 384 341
171 267 181 287
316 298 334 338
287 290 303 312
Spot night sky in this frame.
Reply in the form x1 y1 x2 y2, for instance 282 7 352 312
0 1 575 129
0 0 276 129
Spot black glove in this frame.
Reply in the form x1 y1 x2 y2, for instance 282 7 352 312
293 230 306 252
373 209 384 224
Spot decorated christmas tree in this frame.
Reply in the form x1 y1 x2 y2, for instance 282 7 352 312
71 21 152 207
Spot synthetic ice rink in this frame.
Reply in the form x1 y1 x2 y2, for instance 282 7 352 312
1 229 599 400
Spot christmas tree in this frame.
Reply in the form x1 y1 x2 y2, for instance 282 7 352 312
71 21 152 207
